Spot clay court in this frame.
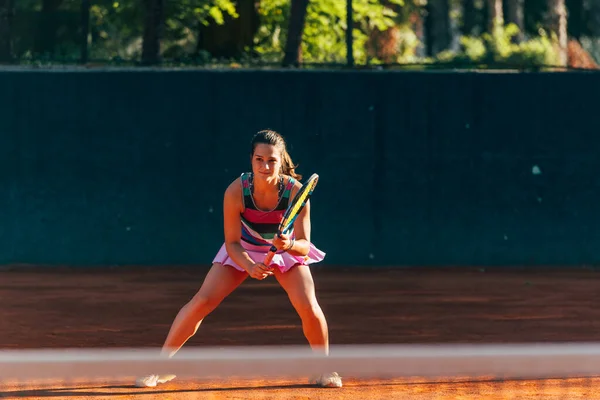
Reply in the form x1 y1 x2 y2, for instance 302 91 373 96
1 265 600 399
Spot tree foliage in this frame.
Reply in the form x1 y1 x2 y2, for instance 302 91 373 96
5 0 600 67
255 0 404 63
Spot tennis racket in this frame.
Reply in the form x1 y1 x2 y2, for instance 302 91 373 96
263 173 319 266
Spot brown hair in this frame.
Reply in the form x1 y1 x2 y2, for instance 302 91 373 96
251 130 302 180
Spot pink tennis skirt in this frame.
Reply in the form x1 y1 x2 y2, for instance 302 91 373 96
212 241 326 274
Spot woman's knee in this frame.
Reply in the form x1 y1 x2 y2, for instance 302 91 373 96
295 299 325 321
182 263 246 315
185 292 222 315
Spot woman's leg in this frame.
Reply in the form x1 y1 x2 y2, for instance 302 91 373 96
161 263 248 357
273 265 342 388
135 263 247 387
273 264 329 354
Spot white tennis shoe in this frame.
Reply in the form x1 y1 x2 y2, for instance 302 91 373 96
134 374 177 388
311 372 343 388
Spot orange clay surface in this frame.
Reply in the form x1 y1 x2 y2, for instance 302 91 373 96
1 265 600 399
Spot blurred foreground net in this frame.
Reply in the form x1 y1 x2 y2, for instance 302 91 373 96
1 343 600 399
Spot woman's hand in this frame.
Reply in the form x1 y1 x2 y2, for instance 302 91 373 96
246 262 274 280
272 233 294 252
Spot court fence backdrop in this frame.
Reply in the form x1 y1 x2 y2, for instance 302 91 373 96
0 69 599 268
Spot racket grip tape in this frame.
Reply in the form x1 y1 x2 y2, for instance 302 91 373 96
263 245 277 266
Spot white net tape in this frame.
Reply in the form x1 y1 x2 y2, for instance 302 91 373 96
2 343 600 383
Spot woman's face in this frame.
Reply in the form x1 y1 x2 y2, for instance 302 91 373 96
251 143 282 181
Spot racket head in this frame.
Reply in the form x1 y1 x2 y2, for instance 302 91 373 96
278 173 319 235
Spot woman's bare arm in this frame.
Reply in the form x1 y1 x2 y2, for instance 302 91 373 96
223 179 256 272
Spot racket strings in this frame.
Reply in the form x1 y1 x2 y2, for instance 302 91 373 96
279 177 318 232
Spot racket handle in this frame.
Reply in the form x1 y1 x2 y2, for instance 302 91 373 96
263 245 277 266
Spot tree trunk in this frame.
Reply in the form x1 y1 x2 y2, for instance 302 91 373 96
425 0 451 56
588 0 600 36
141 0 164 65
0 0 12 62
462 0 478 35
80 0 90 63
546 0 568 66
505 0 525 42
34 0 63 56
282 0 309 67
196 0 260 60
346 0 353 66
566 0 583 40
487 0 503 32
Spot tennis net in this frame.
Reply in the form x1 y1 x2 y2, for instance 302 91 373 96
1 343 600 399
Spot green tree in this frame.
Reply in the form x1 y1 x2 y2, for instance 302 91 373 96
255 0 403 64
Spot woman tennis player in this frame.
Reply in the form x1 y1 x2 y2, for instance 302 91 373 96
135 130 342 389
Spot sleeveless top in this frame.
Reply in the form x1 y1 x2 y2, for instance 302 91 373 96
240 172 296 247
